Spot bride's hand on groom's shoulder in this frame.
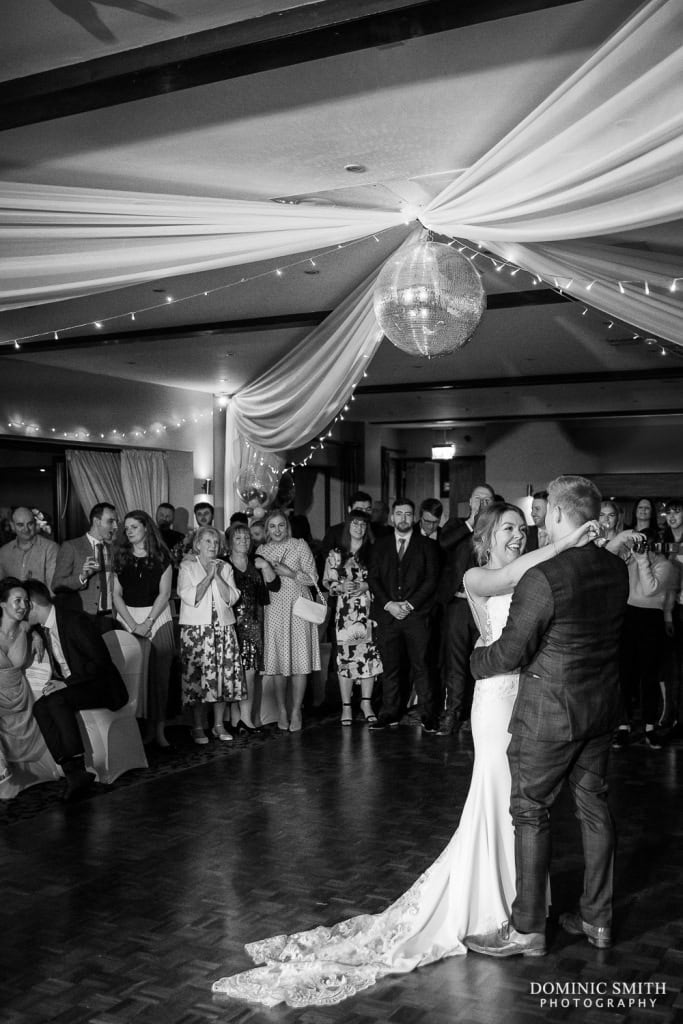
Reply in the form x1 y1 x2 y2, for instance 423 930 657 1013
569 519 600 548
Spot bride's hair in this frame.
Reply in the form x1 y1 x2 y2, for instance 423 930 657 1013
472 502 526 565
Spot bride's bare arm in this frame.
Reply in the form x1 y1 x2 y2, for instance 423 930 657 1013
464 520 598 600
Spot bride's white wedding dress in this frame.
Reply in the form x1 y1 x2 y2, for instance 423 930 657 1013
212 593 518 1007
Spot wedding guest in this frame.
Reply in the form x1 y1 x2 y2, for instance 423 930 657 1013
662 500 683 737
0 507 59 592
418 498 443 542
183 501 215 553
224 522 280 734
156 502 185 552
258 509 321 732
112 511 175 750
321 491 373 559
608 530 677 749
628 496 658 541
596 500 622 546
27 579 128 801
322 509 382 725
436 483 495 735
52 502 118 633
0 578 60 800
249 516 267 549
525 491 549 552
177 526 244 745
368 498 440 732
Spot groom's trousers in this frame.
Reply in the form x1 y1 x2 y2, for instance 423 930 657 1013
508 730 615 935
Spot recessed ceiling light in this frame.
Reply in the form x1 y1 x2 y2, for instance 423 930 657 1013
344 163 367 173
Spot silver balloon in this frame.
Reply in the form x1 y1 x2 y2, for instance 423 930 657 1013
373 240 486 357
235 464 280 509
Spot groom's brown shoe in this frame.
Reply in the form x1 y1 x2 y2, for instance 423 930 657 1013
465 922 546 957
559 912 612 949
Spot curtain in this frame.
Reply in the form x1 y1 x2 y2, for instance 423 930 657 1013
0 185 403 310
66 450 127 520
120 450 168 515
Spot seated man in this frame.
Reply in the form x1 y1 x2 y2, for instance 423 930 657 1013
26 580 128 801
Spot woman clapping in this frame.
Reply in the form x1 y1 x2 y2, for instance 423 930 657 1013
178 526 245 744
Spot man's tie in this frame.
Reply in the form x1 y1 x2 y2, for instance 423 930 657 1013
398 539 406 562
43 628 64 680
95 542 109 613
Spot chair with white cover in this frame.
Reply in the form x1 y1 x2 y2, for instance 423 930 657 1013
78 631 149 784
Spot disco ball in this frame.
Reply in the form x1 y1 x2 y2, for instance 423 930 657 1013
373 240 486 357
235 465 280 509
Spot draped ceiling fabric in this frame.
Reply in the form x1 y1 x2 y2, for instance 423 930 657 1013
2 0 682 511
225 228 420 508
0 188 403 310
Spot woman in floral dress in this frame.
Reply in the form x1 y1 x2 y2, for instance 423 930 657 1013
258 510 321 733
322 509 382 725
224 522 280 734
178 526 244 745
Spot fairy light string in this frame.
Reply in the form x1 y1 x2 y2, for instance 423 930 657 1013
3 223 681 448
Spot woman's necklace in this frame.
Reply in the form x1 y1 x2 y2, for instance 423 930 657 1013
0 623 19 643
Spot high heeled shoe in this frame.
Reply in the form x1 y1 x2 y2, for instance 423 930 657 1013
191 727 209 745
235 720 260 735
360 697 377 725
277 712 289 731
211 724 233 743
340 702 353 727
289 709 303 733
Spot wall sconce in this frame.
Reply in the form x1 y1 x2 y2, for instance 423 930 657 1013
431 442 456 460
201 478 213 494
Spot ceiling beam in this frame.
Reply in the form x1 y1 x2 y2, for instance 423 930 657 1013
357 367 683 394
369 406 683 425
1 0 584 129
1 289 569 354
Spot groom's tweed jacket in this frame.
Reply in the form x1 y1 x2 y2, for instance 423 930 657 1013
470 544 628 742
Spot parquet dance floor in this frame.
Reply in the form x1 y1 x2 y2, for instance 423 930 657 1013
2 715 682 1024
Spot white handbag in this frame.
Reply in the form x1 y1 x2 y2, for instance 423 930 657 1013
293 585 327 625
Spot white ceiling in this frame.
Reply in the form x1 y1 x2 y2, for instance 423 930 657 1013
2 0 680 437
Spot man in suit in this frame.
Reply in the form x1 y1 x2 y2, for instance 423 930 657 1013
525 490 549 552
26 579 128 801
465 476 629 957
368 498 440 732
52 501 118 633
436 483 495 735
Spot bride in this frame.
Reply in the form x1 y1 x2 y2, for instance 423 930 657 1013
212 503 596 1007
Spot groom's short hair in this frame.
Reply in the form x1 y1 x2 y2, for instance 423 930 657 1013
24 579 53 606
548 475 601 524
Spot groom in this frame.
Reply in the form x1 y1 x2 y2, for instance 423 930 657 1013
465 475 628 957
